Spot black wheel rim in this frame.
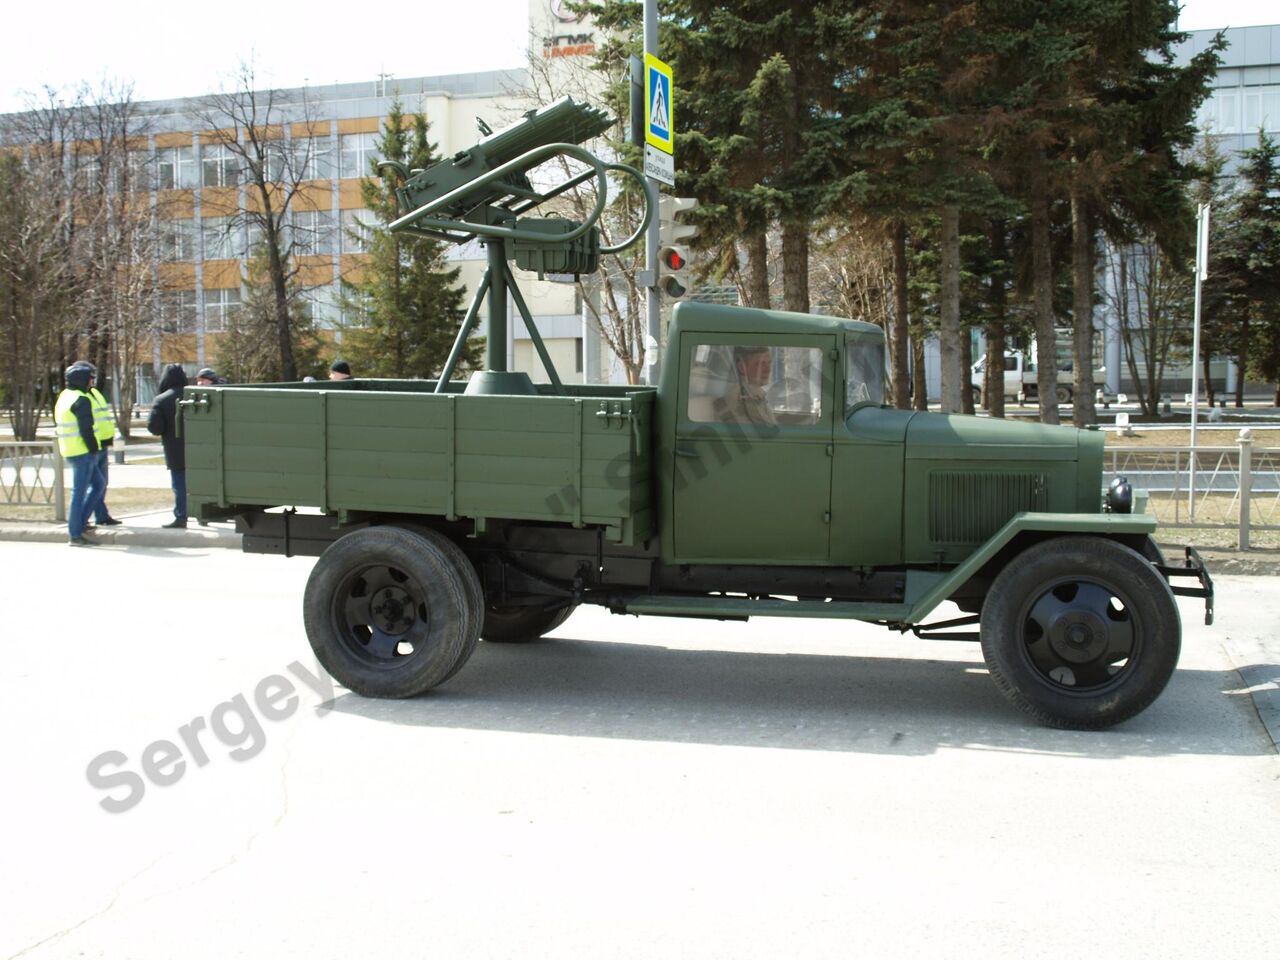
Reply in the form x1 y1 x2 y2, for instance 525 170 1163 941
332 563 432 667
1017 576 1141 693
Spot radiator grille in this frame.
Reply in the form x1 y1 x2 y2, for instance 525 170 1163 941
928 471 1048 543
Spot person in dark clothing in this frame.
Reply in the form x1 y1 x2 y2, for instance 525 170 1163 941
147 364 189 528
55 364 102 545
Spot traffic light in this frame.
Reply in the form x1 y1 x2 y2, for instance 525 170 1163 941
657 196 699 300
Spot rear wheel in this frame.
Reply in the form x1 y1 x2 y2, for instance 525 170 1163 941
303 526 479 697
481 604 575 643
970 385 982 407
1055 384 1072 404
979 537 1180 729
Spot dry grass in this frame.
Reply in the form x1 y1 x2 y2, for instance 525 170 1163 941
0 487 174 523
1103 427 1278 450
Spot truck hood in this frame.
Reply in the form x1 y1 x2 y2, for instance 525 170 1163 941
904 411 1081 461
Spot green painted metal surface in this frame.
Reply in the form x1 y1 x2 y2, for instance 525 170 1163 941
186 382 655 546
623 595 913 622
903 511 1158 623
188 299 1156 623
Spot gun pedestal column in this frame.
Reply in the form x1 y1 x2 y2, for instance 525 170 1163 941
465 230 538 397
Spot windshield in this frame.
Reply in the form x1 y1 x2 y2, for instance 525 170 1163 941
845 335 886 414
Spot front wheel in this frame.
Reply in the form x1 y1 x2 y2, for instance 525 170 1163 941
1055 384 1072 404
979 537 1180 729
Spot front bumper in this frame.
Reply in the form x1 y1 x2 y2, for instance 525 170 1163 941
1156 546 1215 626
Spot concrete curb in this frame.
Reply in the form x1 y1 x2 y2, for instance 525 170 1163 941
0 522 240 550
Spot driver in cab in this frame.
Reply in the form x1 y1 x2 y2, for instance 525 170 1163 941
713 345 776 426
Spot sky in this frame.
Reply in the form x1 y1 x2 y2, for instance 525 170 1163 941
0 0 1275 116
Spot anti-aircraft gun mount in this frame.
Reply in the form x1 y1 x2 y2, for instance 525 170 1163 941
376 96 651 396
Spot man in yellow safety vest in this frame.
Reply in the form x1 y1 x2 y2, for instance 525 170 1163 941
72 361 122 528
55 364 103 545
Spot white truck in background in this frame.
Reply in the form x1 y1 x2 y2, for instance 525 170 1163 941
971 346 1108 405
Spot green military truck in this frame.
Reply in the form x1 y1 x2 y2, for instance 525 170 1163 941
183 298 1212 730
181 99 1212 729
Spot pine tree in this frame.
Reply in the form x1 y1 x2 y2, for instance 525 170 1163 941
340 101 476 379
1208 133 1280 405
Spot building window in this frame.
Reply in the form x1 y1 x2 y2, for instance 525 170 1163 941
203 288 240 333
292 209 335 256
201 216 242 260
340 208 377 253
157 145 197 189
340 288 374 329
114 149 150 193
157 290 197 334
301 283 341 330
159 218 196 261
575 337 584 373
202 142 240 188
339 132 379 179
298 136 335 180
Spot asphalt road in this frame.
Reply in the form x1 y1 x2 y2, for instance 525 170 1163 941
2 544 1277 960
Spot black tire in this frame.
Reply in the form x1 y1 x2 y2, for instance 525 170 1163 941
970 385 982 407
303 526 478 698
979 536 1181 729
388 523 483 681
1055 384 1072 404
481 604 575 643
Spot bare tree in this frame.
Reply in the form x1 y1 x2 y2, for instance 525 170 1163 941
1102 240 1192 417
193 61 326 381
513 41 651 384
0 87 93 439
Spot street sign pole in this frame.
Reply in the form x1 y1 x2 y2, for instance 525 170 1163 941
643 0 660 386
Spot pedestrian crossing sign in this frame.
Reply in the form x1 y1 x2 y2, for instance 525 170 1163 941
645 53 673 154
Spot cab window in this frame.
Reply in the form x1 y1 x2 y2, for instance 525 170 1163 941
845 336 886 413
686 344 824 426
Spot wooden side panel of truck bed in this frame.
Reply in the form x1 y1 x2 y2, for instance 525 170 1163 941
183 384 655 545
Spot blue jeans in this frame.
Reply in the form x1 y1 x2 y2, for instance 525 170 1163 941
171 469 187 522
67 453 102 539
92 449 111 522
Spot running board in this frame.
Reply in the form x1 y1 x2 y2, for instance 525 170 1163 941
620 595 913 623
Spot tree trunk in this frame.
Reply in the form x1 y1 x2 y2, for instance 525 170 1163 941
271 246 296 381
911 336 927 411
744 231 770 309
781 219 809 314
938 205 963 414
1235 345 1246 408
985 219 1008 418
960 327 975 414
890 221 911 410
1070 181 1096 426
1202 353 1215 407
1031 193 1059 425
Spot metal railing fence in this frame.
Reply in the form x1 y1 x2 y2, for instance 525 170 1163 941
0 441 65 520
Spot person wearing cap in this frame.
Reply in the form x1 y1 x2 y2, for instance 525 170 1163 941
195 367 218 386
55 364 103 545
329 360 352 381
147 364 190 528
73 361 123 529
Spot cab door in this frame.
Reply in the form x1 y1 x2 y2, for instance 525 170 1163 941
672 335 836 564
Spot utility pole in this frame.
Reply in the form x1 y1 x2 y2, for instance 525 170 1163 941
643 0 661 386
1188 202 1209 518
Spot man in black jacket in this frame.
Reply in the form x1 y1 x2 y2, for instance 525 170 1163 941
147 364 189 529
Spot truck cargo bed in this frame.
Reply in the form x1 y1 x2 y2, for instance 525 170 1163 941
183 380 655 545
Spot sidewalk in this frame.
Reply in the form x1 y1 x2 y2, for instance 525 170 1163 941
0 508 240 549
